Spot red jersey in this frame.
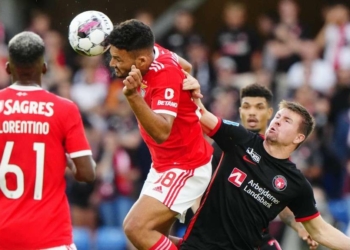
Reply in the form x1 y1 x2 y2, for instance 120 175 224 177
140 44 212 172
0 85 92 249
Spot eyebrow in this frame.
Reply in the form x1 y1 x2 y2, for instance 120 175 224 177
242 102 266 106
277 114 293 123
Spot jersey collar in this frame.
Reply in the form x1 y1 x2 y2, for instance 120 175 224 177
8 84 42 91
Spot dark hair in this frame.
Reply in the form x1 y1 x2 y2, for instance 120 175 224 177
278 100 315 139
107 19 154 51
8 31 45 66
240 83 273 106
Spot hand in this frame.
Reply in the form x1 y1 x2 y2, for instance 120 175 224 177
123 65 143 97
182 69 203 99
298 229 319 249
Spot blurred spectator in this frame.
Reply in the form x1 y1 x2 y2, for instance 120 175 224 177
315 3 350 71
290 132 324 187
27 10 51 37
209 86 240 121
71 56 109 131
329 68 350 125
287 39 336 96
256 11 278 51
134 9 154 28
214 56 237 88
264 0 311 73
93 129 139 227
186 37 216 106
214 2 259 73
159 9 203 59
42 30 72 89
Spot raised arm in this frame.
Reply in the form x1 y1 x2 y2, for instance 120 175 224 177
302 215 350 249
123 65 175 144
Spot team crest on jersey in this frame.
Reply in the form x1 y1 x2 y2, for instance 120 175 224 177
272 175 287 191
140 80 148 97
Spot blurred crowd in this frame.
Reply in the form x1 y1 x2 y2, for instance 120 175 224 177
1 0 350 249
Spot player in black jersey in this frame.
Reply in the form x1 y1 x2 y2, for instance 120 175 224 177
211 84 317 250
188 83 318 249
170 74 350 250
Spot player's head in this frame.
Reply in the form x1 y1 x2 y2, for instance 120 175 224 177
265 100 315 150
6 31 47 84
239 84 273 134
107 19 155 78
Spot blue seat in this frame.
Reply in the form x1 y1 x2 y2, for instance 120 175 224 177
328 199 350 233
73 227 92 250
176 226 187 238
95 226 127 250
99 196 134 227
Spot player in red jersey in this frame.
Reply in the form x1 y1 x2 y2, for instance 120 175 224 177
0 31 96 250
107 19 213 250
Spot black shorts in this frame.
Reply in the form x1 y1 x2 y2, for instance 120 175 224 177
259 234 282 250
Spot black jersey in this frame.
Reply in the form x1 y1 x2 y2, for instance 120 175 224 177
181 119 319 250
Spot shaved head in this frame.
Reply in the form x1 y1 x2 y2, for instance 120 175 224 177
8 31 45 66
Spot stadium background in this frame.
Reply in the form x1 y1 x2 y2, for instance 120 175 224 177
1 0 350 249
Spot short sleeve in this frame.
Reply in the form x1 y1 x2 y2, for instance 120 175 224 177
63 103 92 158
150 68 183 117
287 179 320 222
211 119 254 152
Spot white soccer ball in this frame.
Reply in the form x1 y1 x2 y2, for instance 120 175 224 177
68 10 113 56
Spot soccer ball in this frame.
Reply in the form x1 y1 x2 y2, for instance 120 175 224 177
68 10 113 56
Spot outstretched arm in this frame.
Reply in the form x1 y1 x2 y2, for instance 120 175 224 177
302 215 350 249
279 207 318 249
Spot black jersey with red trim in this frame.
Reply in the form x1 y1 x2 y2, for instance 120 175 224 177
181 119 319 250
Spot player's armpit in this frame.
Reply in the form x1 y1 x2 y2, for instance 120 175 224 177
71 155 96 183
302 215 350 249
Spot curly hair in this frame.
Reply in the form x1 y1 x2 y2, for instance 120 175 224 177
8 31 45 66
240 83 273 106
107 19 154 51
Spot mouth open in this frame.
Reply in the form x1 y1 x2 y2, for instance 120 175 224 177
247 118 258 127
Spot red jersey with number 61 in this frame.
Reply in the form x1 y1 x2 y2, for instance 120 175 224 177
0 85 92 249
140 44 213 172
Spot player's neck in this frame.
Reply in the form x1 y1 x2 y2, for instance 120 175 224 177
263 140 292 160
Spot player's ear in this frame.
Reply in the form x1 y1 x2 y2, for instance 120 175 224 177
293 133 305 145
42 62 47 74
136 55 149 69
5 62 11 75
267 107 273 120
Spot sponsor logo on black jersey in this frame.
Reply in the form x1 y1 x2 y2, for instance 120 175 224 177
223 120 239 126
243 155 256 165
272 175 287 191
228 168 247 187
246 147 261 163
